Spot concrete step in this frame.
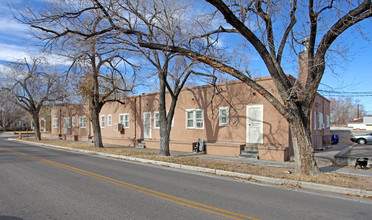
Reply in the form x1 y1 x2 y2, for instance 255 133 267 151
239 151 259 159
136 141 146 148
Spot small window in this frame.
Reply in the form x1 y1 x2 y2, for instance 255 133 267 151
186 109 204 129
79 116 87 128
107 114 112 126
53 118 58 128
67 117 71 128
326 115 330 128
100 115 105 128
72 117 75 127
119 113 129 128
154 112 160 129
219 107 229 126
318 112 323 130
313 112 317 130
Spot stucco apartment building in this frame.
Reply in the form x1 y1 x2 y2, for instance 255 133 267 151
45 75 330 162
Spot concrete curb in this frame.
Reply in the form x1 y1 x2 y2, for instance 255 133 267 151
12 139 372 198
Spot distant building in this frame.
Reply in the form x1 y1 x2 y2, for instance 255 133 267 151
347 116 372 130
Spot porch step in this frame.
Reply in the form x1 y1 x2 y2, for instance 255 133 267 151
136 140 146 148
239 146 259 159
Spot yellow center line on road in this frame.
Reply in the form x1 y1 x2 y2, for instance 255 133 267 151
0 147 260 220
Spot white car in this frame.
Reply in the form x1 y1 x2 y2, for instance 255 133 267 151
350 132 372 144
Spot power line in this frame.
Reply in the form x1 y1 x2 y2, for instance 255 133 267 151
318 89 372 97
318 89 372 94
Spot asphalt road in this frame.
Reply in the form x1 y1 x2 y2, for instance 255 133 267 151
0 137 371 220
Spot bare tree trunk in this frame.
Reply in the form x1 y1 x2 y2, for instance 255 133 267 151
159 123 171 156
32 113 41 140
289 112 319 175
90 100 104 148
158 75 170 156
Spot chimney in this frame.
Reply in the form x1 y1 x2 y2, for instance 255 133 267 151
298 38 309 88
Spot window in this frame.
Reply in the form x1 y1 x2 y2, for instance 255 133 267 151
100 115 105 128
154 111 174 128
186 109 204 129
313 112 317 130
119 113 129 128
326 115 330 128
107 114 112 126
79 116 87 128
318 112 323 130
53 118 58 128
154 112 160 129
72 117 75 127
219 107 229 126
67 117 71 128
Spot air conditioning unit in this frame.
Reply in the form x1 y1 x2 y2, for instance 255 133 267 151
114 123 123 131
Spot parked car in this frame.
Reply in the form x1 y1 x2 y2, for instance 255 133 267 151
350 132 372 144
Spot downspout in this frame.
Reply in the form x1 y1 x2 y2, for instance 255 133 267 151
134 96 137 140
59 108 61 136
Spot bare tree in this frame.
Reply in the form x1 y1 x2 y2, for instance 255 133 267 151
17 2 137 148
330 97 366 125
0 90 26 130
134 0 372 175
1 57 65 139
18 0 207 154
106 0 205 156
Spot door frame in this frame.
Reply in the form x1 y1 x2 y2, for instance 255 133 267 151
143 112 152 139
246 105 263 144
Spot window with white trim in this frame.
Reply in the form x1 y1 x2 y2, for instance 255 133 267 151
154 112 160 129
313 112 317 130
107 114 112 126
154 111 174 129
326 115 330 128
119 113 129 128
79 116 87 128
53 118 58 128
67 117 71 128
219 107 229 126
100 115 105 128
186 109 204 129
318 112 323 130
72 117 75 127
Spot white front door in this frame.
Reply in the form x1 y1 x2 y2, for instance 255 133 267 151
246 105 263 144
144 112 152 139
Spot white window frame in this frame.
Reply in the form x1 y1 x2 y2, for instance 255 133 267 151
107 114 112 127
318 112 323 130
313 112 317 130
154 111 174 129
53 118 58 128
79 116 87 128
219 107 229 126
100 115 105 128
154 112 160 129
326 115 330 128
67 117 71 128
186 109 204 129
72 117 75 127
119 113 130 129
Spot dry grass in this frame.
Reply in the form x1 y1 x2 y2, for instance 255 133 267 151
21 138 372 191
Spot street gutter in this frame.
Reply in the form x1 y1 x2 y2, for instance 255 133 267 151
10 138 372 198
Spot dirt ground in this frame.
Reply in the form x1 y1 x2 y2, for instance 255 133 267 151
12 138 372 192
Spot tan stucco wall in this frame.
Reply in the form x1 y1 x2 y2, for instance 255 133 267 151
48 77 330 161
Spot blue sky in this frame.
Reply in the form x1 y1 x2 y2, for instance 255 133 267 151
1 0 371 114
